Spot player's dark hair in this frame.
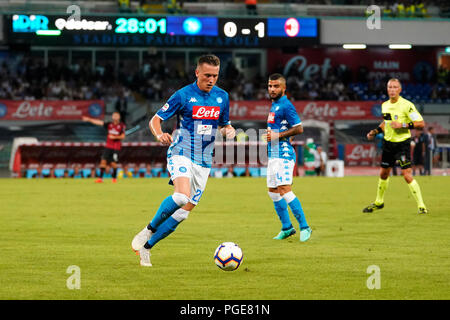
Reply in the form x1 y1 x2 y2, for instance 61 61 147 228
197 54 220 67
269 73 286 82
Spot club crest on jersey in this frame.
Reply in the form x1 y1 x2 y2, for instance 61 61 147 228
192 106 220 120
268 112 275 124
216 97 223 104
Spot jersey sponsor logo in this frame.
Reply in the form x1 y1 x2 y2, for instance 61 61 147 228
189 97 198 103
192 106 220 120
267 112 275 124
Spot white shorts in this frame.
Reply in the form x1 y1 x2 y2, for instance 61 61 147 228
167 155 210 205
266 158 295 188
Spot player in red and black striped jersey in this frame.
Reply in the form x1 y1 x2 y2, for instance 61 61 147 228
82 111 126 183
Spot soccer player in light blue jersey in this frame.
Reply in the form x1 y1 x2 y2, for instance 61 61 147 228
264 73 312 242
131 54 236 267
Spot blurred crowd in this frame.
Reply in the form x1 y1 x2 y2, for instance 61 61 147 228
1 53 449 103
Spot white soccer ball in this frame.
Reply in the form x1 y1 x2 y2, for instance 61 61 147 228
214 242 243 271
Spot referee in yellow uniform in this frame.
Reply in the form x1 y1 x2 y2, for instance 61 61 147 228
364 78 428 214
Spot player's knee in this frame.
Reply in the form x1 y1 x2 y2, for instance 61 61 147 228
282 191 296 204
172 192 190 207
172 208 190 222
268 191 282 202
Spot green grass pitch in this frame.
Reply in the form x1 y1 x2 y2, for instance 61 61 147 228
0 176 449 300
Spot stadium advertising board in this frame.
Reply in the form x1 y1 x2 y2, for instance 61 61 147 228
268 47 437 83
7 14 319 47
229 100 382 121
345 144 377 166
0 100 104 121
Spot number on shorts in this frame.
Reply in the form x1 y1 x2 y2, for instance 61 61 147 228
192 189 203 202
276 173 283 183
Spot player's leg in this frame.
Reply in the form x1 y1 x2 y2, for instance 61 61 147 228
145 162 208 249
363 142 393 212
278 184 312 242
110 151 119 182
363 166 390 212
134 176 191 267
401 165 427 214
96 158 108 183
268 187 295 240
138 162 209 266
267 159 295 239
131 156 191 253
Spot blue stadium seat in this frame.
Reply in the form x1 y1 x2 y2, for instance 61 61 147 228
82 169 92 178
151 168 162 176
54 169 65 178
260 167 267 177
26 169 38 178
233 167 246 176
248 167 260 177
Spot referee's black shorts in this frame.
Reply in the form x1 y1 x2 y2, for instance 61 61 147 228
381 138 412 169
101 148 119 163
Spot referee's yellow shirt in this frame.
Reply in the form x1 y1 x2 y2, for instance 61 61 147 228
381 96 423 142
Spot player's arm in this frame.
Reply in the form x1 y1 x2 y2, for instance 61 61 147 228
390 119 425 130
82 116 104 126
367 122 385 141
109 132 125 140
267 124 303 142
149 115 173 146
219 124 236 139
390 104 425 130
218 93 235 139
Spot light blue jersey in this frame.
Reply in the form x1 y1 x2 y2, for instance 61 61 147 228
156 81 230 168
267 95 302 161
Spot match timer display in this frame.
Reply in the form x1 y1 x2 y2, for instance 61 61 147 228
8 14 319 47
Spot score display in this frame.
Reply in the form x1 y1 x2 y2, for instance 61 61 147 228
8 14 319 47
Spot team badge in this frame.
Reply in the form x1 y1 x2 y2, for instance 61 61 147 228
216 97 223 104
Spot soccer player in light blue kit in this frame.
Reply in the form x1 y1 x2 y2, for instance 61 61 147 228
264 73 312 242
131 54 236 266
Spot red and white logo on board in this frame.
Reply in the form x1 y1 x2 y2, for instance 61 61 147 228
267 112 275 124
192 106 220 120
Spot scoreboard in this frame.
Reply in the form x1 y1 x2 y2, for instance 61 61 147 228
7 14 319 48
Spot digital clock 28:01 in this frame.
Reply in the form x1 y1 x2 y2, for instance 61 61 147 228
115 17 166 34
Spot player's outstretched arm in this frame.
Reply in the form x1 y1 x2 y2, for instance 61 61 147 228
367 122 385 140
149 115 173 146
82 116 104 127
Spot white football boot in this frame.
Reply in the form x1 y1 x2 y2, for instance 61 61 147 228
139 247 152 267
131 226 152 251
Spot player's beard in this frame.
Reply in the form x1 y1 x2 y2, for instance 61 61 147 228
270 92 283 101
